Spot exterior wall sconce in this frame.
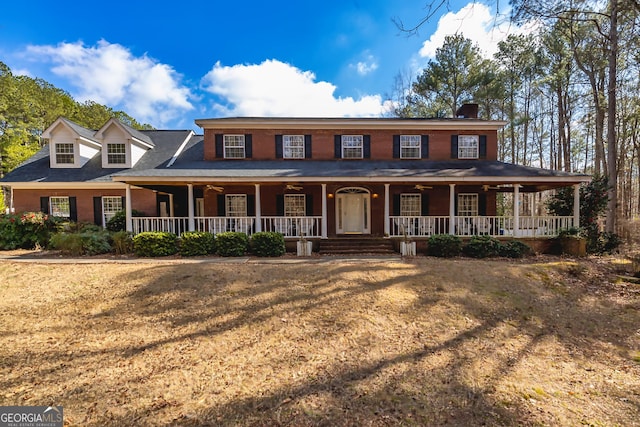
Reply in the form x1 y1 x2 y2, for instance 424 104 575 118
328 193 334 198
372 193 379 199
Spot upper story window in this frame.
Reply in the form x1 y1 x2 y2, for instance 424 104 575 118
283 135 305 159
224 135 246 159
55 143 75 164
400 194 421 216
107 143 127 164
225 194 247 217
457 193 478 216
458 135 479 159
342 135 363 159
400 135 421 159
50 196 71 218
284 194 306 217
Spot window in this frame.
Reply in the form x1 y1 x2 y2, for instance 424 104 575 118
55 143 75 164
224 135 245 159
458 194 478 216
458 135 479 159
284 194 306 217
225 194 247 217
283 135 305 159
400 135 421 159
50 196 70 218
107 143 126 164
342 135 363 159
400 194 421 216
102 196 123 226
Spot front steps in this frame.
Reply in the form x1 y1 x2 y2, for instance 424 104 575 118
318 237 396 255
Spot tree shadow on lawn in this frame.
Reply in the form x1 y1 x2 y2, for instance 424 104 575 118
3 257 639 426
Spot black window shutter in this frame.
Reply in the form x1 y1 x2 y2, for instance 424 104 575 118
40 197 49 214
275 135 283 158
363 135 371 158
305 194 313 216
451 135 458 159
479 194 487 216
421 135 429 159
69 197 78 222
421 194 429 216
276 195 284 216
121 196 126 211
247 195 255 216
304 135 312 159
217 194 226 216
215 134 223 158
393 135 400 158
93 197 103 225
393 194 401 216
334 135 342 158
245 134 252 158
479 135 487 159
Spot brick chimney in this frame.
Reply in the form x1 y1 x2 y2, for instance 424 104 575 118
455 103 479 119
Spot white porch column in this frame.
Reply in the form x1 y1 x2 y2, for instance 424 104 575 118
125 184 133 232
449 184 456 235
255 184 262 232
169 194 175 217
573 184 580 228
321 184 328 238
513 184 520 237
187 184 195 232
384 184 390 236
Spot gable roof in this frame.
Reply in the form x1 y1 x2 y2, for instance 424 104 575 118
41 117 100 144
95 118 155 148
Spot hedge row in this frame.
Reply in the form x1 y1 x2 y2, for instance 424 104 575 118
426 234 531 259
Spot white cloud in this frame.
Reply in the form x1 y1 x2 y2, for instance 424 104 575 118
419 3 540 59
351 54 379 76
26 40 193 127
201 59 391 117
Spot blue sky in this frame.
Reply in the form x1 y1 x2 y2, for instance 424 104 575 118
1 1 535 130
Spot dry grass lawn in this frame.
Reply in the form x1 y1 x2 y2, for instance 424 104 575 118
1 254 639 426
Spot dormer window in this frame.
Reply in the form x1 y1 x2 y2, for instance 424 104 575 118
224 135 246 159
107 143 127 165
55 143 75 164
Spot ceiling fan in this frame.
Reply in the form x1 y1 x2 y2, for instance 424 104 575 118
206 185 224 192
286 184 303 191
414 184 433 191
482 185 501 191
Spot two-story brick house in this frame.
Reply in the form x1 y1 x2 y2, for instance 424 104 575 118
1 107 590 244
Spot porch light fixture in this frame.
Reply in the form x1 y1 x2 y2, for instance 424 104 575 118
328 193 334 198
372 193 379 199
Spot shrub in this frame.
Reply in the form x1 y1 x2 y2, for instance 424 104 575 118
498 240 532 258
590 231 622 255
216 232 249 257
111 231 133 255
250 232 285 257
49 229 112 256
0 211 59 250
132 232 178 257
463 235 501 258
179 231 216 256
105 209 145 232
426 234 462 257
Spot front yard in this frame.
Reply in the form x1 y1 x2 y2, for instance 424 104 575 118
0 256 639 426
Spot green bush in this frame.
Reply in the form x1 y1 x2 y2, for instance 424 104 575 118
111 231 133 255
498 240 532 258
250 232 285 257
426 234 462 257
590 231 622 255
0 212 60 250
463 235 501 258
216 232 249 257
132 232 178 257
105 209 146 232
49 229 112 256
179 231 216 256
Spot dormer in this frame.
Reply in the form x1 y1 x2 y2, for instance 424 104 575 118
44 117 101 168
95 118 154 168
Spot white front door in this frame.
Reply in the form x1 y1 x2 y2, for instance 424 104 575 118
336 189 370 234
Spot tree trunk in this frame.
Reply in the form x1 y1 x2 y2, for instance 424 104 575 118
605 0 618 233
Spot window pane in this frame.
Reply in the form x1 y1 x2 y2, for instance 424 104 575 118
283 135 304 159
400 194 421 216
226 195 247 217
284 194 305 216
55 143 74 164
224 135 245 158
50 196 70 218
457 194 478 216
400 135 421 159
107 143 126 164
458 135 479 159
342 135 363 159
102 196 123 224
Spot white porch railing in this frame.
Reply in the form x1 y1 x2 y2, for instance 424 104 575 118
261 216 322 238
388 216 575 238
132 217 190 235
193 217 256 235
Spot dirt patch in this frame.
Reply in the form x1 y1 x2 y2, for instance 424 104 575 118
0 255 639 426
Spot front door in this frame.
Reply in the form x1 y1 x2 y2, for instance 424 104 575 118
336 188 370 234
